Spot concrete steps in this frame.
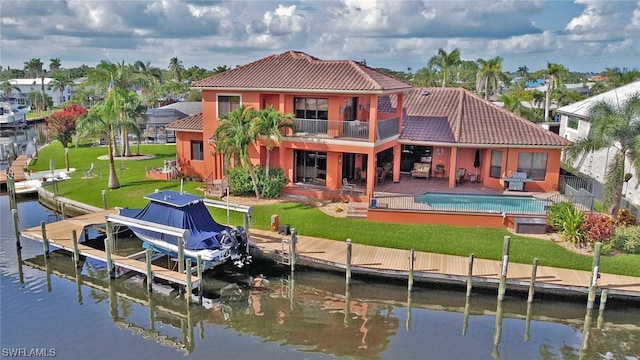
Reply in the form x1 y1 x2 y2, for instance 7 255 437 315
346 202 368 218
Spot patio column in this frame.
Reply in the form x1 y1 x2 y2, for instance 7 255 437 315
366 152 376 194
448 147 458 188
392 143 401 182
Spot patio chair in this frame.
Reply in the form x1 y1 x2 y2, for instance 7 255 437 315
456 168 466 184
340 178 364 194
84 163 95 178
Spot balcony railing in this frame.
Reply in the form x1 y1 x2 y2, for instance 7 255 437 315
291 117 399 141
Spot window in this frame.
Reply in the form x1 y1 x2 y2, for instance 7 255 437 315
489 150 502 178
294 98 328 120
567 116 579 130
217 95 240 118
191 141 204 161
517 152 547 180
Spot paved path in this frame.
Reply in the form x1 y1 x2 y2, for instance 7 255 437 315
249 229 640 299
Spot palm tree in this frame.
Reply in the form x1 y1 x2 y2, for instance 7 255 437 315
211 105 261 198
476 56 504 100
428 48 461 87
1 80 20 99
24 58 46 96
565 92 640 216
543 62 568 122
516 65 529 79
411 67 438 87
49 58 62 72
252 105 294 178
120 91 146 156
75 88 137 189
133 60 163 106
498 92 525 116
49 71 74 105
168 57 184 82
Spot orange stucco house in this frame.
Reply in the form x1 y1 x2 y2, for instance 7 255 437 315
166 51 570 200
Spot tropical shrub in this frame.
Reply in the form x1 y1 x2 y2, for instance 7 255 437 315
226 167 254 195
560 205 586 246
610 226 640 255
615 209 638 226
226 166 287 198
547 202 578 232
582 212 615 245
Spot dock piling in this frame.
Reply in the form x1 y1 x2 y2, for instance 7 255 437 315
408 249 415 292
587 242 602 310
185 258 192 302
466 253 474 297
102 190 107 209
197 255 203 304
597 289 608 329
497 236 511 301
146 249 153 292
40 221 49 257
527 258 538 303
346 239 352 287
104 221 115 279
290 228 297 270
12 209 21 250
72 230 80 268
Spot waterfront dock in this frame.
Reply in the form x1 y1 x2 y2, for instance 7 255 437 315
250 229 640 299
0 154 29 184
19 210 201 289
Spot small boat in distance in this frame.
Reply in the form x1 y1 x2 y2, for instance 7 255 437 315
119 190 251 270
0 99 29 129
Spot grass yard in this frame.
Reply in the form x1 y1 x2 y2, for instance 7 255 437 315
27 141 640 278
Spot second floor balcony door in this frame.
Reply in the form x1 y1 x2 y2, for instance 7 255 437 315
294 97 328 135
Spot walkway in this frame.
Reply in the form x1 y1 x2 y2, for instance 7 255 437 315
0 155 29 184
249 229 640 299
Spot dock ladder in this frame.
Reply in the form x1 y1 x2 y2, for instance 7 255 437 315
281 239 290 265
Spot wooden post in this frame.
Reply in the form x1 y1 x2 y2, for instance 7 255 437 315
102 189 107 210
466 253 474 297
197 255 203 305
290 228 297 270
497 236 510 301
406 283 413 332
72 230 80 268
74 258 83 304
408 249 415 292
185 258 192 303
524 301 532 342
345 239 352 287
105 221 114 279
587 242 602 310
12 209 21 250
146 249 153 292
60 203 66 220
492 300 504 359
462 294 470 336
597 289 609 329
178 235 184 275
527 258 538 303
40 221 49 257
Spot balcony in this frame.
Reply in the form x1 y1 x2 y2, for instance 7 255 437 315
290 117 399 141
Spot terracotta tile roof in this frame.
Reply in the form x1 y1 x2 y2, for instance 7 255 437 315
192 51 412 93
401 88 571 147
165 113 203 132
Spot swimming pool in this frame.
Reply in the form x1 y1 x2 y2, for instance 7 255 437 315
414 193 550 215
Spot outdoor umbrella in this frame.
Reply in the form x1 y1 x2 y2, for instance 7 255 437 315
474 149 481 179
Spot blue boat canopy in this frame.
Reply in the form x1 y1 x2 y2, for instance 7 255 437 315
120 190 230 250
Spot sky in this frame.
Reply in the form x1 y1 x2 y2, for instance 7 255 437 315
1 0 639 74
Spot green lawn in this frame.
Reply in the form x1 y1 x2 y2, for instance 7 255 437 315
27 141 640 278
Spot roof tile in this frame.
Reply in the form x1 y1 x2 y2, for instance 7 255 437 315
165 113 203 132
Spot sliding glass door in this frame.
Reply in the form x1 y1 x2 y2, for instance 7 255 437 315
294 150 327 186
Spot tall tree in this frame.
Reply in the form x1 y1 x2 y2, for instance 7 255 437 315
565 92 640 216
476 56 504 100
120 91 146 156
211 105 261 198
543 62 568 122
46 104 87 147
252 105 294 178
168 57 184 82
516 65 529 79
133 60 162 106
428 48 461 87
48 71 74 105
49 58 62 72
411 67 438 87
24 58 45 95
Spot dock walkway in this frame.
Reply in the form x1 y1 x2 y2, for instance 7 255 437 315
250 229 640 299
0 155 29 183
20 210 201 288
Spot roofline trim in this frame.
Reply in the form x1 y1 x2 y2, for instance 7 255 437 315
165 128 202 133
398 139 568 149
190 86 411 95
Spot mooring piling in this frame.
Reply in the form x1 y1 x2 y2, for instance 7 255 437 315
72 230 80 268
12 209 21 250
527 258 539 303
104 221 115 279
40 221 49 258
185 258 192 302
587 242 602 310
597 289 609 329
408 249 415 292
290 228 297 270
345 239 352 287
197 255 203 305
146 249 153 292
466 253 474 297
497 236 511 301
102 189 107 210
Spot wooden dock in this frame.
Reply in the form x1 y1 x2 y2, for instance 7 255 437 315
19 210 201 289
250 229 640 299
0 155 29 184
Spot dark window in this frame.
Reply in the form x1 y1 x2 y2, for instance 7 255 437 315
218 95 240 118
191 141 204 161
567 116 579 130
294 97 328 120
517 152 547 180
490 150 502 178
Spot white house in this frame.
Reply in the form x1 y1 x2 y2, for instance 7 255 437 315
557 81 640 205
7 78 72 107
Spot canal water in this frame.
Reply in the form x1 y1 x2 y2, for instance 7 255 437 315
1 195 639 359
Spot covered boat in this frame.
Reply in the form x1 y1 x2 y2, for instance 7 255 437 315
119 190 251 269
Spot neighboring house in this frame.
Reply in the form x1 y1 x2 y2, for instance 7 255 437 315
8 78 71 107
167 51 570 197
558 80 640 205
145 101 201 143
